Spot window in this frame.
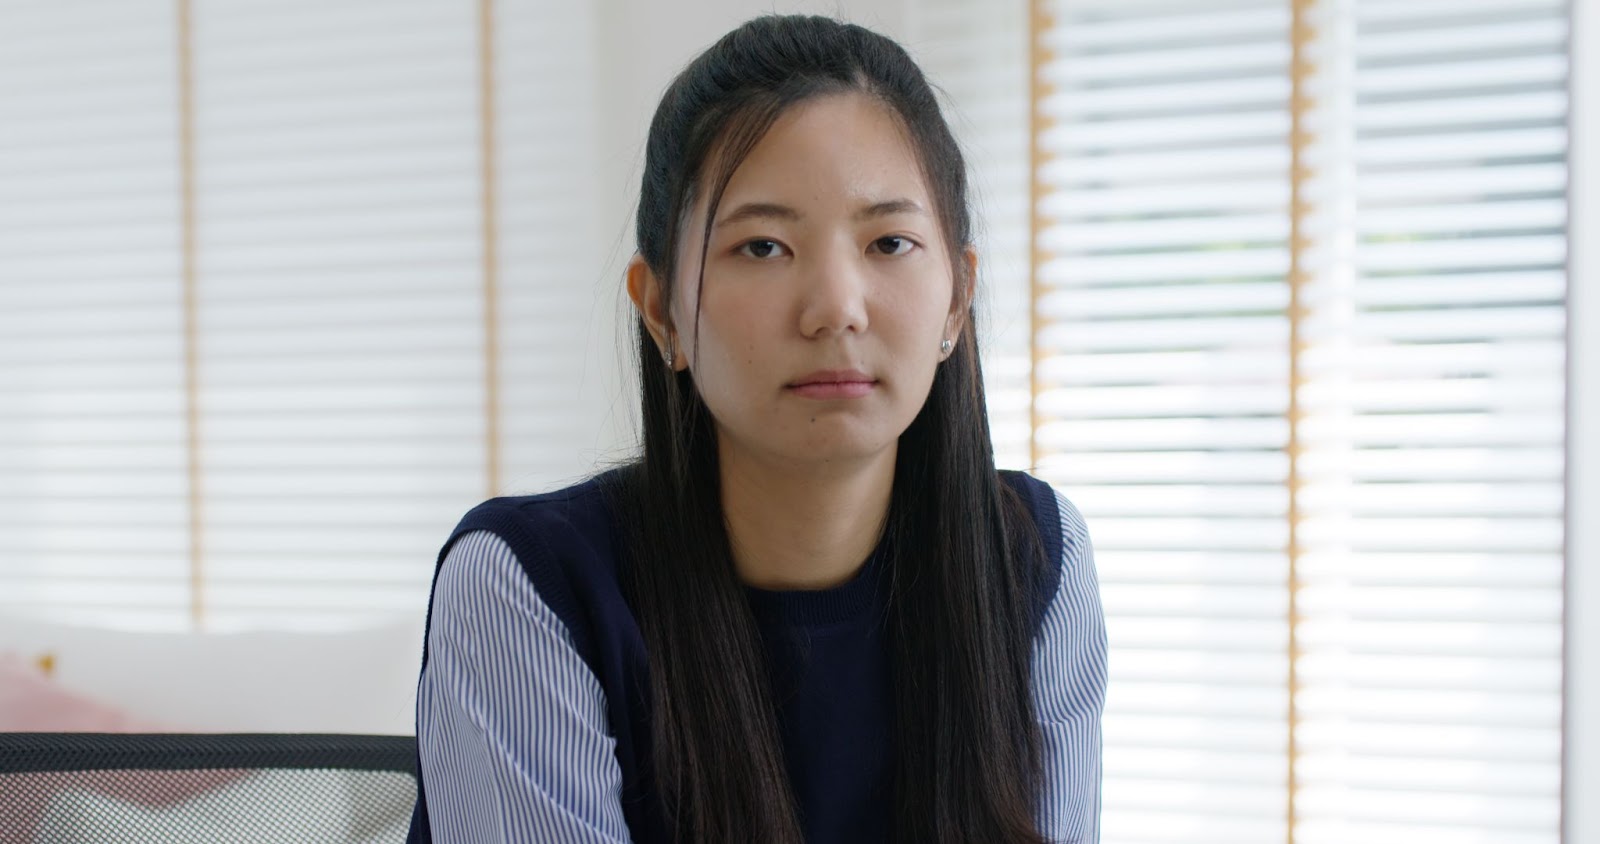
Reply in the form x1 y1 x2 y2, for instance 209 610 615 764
0 0 613 631
1030 0 1568 840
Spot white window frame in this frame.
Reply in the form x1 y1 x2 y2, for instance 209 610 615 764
1563 0 1596 840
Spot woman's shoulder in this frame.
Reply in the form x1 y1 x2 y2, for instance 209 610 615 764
996 470 1096 629
997 470 1090 560
441 467 634 571
432 467 637 655
456 466 627 540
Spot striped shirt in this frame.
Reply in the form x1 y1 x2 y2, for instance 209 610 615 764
410 470 1106 842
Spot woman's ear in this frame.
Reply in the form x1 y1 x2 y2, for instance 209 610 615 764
626 254 678 366
944 246 978 342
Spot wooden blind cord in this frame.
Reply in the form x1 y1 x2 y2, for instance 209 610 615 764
1028 0 1052 475
479 0 503 498
1287 0 1317 839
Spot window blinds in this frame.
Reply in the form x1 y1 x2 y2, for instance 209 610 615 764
1293 1 1566 841
1036 2 1295 840
908 0 1035 471
0 0 190 628
0 0 614 631
189 0 485 630
1033 0 1567 842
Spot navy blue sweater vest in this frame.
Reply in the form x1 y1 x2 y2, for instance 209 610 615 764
408 467 1063 843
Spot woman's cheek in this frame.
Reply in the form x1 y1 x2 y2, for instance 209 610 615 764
694 332 750 408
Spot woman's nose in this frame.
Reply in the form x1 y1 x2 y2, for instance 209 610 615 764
797 244 870 338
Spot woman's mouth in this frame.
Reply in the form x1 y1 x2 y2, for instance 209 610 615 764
787 370 877 400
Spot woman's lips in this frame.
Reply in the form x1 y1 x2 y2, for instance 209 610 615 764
788 380 876 399
787 369 877 399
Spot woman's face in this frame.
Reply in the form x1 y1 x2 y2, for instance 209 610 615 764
667 92 967 469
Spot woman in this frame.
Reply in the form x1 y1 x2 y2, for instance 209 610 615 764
408 14 1105 844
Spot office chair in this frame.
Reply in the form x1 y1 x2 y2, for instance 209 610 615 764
0 733 416 844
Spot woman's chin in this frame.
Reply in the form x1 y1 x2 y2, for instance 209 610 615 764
718 431 894 471
771 428 905 469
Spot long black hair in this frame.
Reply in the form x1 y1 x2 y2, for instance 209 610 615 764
612 15 1052 843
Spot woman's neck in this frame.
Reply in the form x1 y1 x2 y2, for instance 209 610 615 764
718 443 895 591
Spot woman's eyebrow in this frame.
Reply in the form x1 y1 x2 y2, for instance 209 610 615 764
714 202 800 229
855 198 926 221
713 198 927 229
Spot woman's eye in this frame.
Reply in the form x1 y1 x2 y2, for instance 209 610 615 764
872 236 915 256
737 239 788 259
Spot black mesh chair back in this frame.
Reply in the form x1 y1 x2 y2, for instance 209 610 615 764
0 733 416 844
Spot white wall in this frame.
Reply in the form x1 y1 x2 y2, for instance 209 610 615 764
1566 0 1596 840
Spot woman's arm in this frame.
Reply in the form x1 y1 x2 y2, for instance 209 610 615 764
417 529 632 843
1033 490 1110 844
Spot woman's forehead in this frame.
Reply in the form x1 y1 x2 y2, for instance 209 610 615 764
697 93 930 223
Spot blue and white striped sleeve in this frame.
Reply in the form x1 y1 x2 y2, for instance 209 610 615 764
1033 489 1109 843
416 529 632 843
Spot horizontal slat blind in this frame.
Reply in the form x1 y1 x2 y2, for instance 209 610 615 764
493 0 615 490
1035 2 1294 840
1035 0 1568 841
908 0 1035 470
0 0 190 628
1 0 615 631
189 0 483 629
1293 1 1566 841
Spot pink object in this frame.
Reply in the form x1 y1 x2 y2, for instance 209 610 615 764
0 653 165 732
0 653 248 839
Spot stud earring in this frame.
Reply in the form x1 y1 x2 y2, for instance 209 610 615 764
940 338 953 356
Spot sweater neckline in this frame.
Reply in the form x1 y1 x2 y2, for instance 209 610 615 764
740 537 888 628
